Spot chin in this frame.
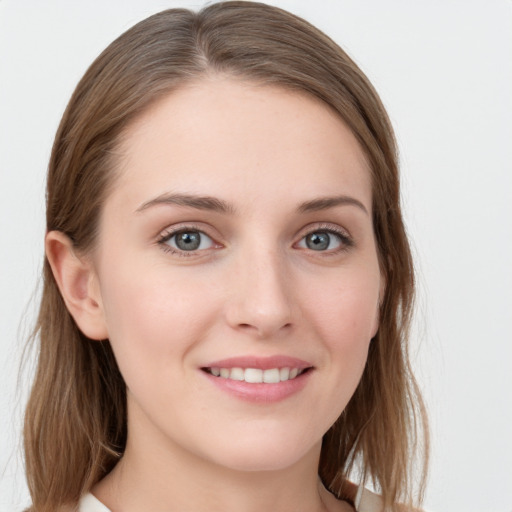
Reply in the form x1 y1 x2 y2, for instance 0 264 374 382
203 432 319 473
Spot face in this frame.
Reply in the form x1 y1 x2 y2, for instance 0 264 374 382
91 78 382 472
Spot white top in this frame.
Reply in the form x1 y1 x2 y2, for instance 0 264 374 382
78 485 383 512
79 493 111 512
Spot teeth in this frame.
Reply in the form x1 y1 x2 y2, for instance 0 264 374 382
230 367 244 381
245 368 263 383
263 368 280 384
207 366 306 383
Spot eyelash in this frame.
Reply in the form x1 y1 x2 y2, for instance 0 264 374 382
156 223 354 257
156 224 216 257
297 223 354 255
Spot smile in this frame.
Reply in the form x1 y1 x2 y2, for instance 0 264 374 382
201 356 313 402
203 367 308 383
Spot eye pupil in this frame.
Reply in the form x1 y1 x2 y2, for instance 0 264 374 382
306 232 330 251
176 231 201 251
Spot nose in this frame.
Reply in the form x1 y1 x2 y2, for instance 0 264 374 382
224 248 295 339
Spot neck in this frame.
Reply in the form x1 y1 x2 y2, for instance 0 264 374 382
95 443 331 512
91 404 346 512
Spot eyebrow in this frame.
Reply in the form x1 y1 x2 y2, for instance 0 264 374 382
297 195 369 215
135 192 368 216
135 193 236 214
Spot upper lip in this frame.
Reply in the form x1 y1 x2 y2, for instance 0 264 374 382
202 355 313 370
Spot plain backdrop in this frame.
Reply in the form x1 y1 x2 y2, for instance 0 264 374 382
1 1 511 511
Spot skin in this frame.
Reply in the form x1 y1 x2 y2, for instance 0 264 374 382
47 78 382 512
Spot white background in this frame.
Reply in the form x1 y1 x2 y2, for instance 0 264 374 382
1 1 511 511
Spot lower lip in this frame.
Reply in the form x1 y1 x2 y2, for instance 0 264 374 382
202 370 312 403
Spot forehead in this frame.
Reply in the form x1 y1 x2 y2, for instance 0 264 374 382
111 78 372 213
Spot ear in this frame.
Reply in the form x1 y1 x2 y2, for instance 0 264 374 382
45 230 108 340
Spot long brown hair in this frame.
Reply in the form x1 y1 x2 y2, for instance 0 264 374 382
23 2 428 510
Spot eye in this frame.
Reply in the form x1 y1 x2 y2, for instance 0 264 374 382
159 229 216 253
296 229 350 252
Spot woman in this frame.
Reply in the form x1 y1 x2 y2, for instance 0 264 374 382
23 2 428 511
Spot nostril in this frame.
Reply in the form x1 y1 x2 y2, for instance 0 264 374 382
236 321 293 339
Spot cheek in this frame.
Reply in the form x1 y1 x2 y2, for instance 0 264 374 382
302 266 380 374
97 261 220 382
307 268 380 336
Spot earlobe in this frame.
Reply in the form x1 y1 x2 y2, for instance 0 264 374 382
45 230 108 340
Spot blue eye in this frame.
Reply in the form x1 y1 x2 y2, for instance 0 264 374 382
163 230 215 252
297 230 344 251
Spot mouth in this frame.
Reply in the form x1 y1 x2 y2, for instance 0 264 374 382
200 356 314 402
202 366 311 384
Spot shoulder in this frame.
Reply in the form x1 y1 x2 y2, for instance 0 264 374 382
355 486 383 512
356 486 425 512
78 493 112 512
